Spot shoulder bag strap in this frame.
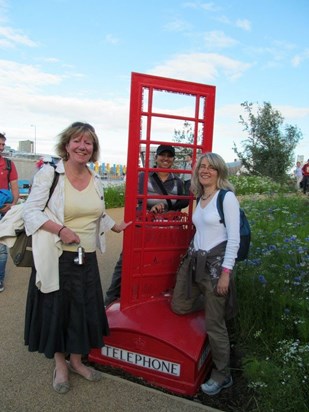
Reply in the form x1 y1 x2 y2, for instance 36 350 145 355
152 172 173 211
44 170 59 209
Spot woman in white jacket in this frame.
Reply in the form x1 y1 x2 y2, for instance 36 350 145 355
23 122 130 394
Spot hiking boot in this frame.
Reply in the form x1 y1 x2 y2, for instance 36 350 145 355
201 375 233 396
0 281 4 292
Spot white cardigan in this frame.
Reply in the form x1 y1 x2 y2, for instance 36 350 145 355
22 160 115 293
0 204 62 293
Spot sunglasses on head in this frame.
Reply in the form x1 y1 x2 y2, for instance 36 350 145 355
71 122 95 132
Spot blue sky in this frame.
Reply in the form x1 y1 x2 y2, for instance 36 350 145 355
0 0 308 165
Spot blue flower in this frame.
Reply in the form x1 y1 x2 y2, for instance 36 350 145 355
250 258 262 266
284 235 297 243
293 276 301 286
258 275 267 284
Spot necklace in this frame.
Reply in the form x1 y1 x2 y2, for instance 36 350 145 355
201 190 216 201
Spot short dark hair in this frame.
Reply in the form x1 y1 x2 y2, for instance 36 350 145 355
0 133 6 140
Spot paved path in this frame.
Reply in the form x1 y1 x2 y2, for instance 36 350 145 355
1 208 220 412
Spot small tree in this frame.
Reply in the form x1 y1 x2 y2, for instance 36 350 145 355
173 121 194 165
173 121 194 146
233 101 302 181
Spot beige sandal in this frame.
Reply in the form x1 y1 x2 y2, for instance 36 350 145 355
66 361 102 382
52 368 70 394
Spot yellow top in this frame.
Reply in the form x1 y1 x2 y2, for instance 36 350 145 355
62 176 104 253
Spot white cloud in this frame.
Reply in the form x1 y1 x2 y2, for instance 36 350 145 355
236 19 251 31
204 30 237 49
0 59 63 90
164 17 191 32
212 103 309 161
0 0 9 22
291 48 309 67
0 38 11 47
42 57 61 63
0 26 38 48
105 34 120 45
183 2 219 12
149 52 252 82
0 59 130 163
278 105 309 122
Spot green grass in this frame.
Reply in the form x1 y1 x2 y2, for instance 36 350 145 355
104 177 309 411
103 183 125 209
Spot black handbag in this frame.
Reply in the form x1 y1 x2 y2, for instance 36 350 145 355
9 171 59 267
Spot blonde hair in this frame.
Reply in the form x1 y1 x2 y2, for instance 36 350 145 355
190 152 234 197
55 122 100 162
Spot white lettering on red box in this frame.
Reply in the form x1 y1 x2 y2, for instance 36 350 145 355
102 345 181 376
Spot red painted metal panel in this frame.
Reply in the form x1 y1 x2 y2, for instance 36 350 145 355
122 73 215 308
90 297 212 395
89 72 216 395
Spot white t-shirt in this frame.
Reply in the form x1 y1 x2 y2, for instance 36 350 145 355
192 190 240 269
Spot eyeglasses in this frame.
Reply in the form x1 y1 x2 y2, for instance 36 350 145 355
199 164 217 172
71 122 95 132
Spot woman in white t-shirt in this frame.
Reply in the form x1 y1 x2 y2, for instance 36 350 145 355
171 152 240 396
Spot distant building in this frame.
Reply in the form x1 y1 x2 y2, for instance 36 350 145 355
18 140 34 153
226 160 242 175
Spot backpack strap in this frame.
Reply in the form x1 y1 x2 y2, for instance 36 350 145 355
175 177 184 195
216 189 229 226
4 158 12 185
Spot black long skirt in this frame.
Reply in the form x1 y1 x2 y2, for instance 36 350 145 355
24 251 109 359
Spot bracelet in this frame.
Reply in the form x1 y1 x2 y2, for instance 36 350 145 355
222 267 231 274
58 226 66 237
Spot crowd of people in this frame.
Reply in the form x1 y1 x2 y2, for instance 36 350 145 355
0 124 307 397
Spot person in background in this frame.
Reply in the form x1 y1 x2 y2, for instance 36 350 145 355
181 152 193 194
171 152 240 396
104 144 189 306
301 158 309 195
293 161 303 191
0 132 19 292
23 122 130 394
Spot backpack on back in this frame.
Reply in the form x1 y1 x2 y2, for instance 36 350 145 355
216 189 251 261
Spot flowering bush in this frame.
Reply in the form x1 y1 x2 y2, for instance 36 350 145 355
236 193 309 411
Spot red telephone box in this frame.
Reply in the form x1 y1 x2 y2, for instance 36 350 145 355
89 73 216 395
